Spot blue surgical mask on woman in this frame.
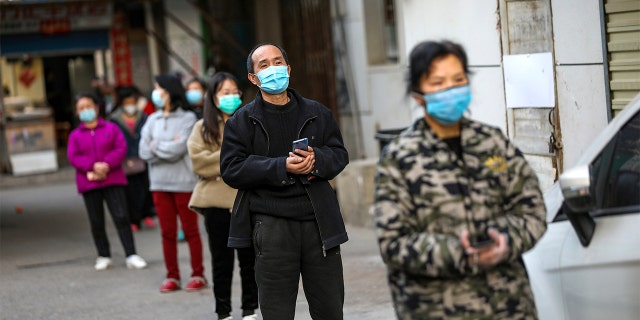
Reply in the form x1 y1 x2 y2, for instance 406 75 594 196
218 94 242 115
79 108 97 123
186 89 203 105
256 65 289 94
424 84 472 125
151 89 166 109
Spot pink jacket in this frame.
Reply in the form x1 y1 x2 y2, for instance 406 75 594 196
67 119 128 194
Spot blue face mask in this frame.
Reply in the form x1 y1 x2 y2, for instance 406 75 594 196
79 108 97 123
186 89 203 105
151 89 166 109
256 65 289 94
218 94 242 115
424 84 472 125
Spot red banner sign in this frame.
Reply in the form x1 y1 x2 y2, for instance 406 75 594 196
111 12 132 86
39 19 71 35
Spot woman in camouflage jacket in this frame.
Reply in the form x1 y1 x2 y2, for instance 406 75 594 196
374 40 547 319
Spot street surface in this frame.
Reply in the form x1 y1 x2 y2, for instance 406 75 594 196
0 182 395 320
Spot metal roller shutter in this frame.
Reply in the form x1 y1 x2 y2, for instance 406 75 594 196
605 0 640 115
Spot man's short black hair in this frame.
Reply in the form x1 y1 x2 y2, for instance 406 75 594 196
246 43 289 74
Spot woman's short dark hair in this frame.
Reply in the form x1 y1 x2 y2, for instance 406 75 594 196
201 72 242 145
114 85 138 110
407 40 470 94
75 92 99 106
246 43 289 74
185 77 207 91
74 92 102 119
154 73 187 112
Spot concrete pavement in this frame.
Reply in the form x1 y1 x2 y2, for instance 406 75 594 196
0 180 396 319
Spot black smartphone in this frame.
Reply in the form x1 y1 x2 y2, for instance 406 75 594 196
470 234 494 248
292 138 309 154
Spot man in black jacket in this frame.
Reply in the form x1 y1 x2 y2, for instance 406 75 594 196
220 43 349 319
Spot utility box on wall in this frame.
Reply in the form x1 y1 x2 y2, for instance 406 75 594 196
335 158 378 228
4 118 58 175
2 95 58 176
1 57 58 175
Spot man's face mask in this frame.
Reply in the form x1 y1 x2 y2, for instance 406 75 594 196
423 84 472 125
256 65 289 94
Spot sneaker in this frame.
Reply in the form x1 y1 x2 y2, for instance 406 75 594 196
143 217 156 228
219 315 232 320
185 276 207 291
131 224 139 232
159 278 181 293
242 315 257 320
177 229 185 241
126 254 147 269
94 257 112 271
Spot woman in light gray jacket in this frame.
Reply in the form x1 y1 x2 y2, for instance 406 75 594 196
139 74 206 293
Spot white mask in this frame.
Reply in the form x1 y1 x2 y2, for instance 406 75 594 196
123 104 137 115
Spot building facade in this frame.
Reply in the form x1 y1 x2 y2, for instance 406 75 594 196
1 0 638 190
335 0 640 192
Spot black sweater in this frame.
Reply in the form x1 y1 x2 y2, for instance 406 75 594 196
250 95 315 220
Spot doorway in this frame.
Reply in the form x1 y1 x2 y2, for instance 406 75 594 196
43 54 96 166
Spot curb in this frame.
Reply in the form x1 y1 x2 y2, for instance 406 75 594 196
0 166 75 190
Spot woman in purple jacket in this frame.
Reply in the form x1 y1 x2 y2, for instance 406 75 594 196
67 93 148 271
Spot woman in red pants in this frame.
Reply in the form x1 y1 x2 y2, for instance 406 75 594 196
139 74 206 293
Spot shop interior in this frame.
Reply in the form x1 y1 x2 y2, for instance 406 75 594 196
1 54 99 175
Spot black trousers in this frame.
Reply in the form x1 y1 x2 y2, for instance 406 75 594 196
82 186 136 257
203 207 258 317
251 213 344 320
124 171 154 227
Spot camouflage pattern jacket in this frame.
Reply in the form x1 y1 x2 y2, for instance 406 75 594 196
374 118 546 320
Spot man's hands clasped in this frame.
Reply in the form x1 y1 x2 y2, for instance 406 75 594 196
286 146 316 179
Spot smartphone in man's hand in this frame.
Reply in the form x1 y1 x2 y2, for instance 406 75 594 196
292 138 309 155
470 233 495 248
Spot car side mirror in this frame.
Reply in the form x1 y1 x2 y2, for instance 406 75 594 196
559 165 596 247
560 165 594 212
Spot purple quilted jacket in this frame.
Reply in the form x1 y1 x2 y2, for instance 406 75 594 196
67 119 128 194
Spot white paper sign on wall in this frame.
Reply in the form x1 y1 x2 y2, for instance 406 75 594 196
503 52 555 108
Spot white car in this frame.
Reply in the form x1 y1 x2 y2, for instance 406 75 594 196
524 93 640 320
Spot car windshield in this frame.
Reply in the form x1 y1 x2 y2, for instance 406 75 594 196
591 109 640 209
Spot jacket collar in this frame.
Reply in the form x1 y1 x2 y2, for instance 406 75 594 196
249 88 315 122
110 108 143 122
110 108 143 127
153 107 189 118
413 117 481 165
79 118 107 131
414 117 476 143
